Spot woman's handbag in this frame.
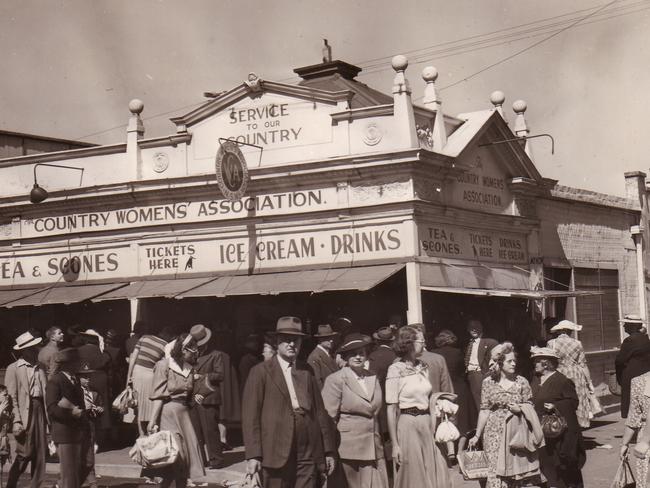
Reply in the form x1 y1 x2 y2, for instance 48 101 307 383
611 456 636 488
541 407 568 439
112 386 138 423
457 446 490 480
607 370 622 396
129 430 179 469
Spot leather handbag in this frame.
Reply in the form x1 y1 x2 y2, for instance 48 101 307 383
541 407 568 439
129 430 179 468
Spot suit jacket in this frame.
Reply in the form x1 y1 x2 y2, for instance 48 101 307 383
242 356 335 469
4 359 47 430
307 346 338 390
321 367 383 461
420 350 454 393
193 349 225 405
46 371 85 444
465 337 498 374
368 345 397 384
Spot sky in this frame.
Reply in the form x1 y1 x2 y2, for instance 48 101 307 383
0 0 648 196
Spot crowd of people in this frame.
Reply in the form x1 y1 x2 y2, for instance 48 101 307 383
2 312 650 488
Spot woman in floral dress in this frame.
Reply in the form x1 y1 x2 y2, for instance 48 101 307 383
621 371 650 486
468 342 541 488
547 320 594 428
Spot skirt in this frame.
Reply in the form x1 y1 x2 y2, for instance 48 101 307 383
394 414 447 488
159 401 206 481
132 364 155 424
341 459 389 488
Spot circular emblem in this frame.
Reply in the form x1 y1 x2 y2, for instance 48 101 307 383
362 123 382 146
152 152 169 173
215 141 249 200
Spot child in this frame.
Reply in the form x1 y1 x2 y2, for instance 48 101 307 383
0 385 13 469
78 363 104 488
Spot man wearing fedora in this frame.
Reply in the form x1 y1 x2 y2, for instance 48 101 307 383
46 347 86 488
189 323 226 469
307 324 339 390
243 316 336 488
615 314 650 418
4 331 48 488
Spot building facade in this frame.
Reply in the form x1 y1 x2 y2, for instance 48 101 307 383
0 56 645 400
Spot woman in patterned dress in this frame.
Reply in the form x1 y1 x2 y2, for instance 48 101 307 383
547 320 594 428
620 371 650 486
468 342 541 488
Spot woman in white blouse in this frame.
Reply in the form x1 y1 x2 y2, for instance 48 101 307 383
386 326 448 488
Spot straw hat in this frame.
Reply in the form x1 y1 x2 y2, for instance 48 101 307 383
550 319 583 332
273 316 307 336
530 346 560 360
12 331 42 351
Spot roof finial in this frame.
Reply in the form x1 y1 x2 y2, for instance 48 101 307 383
422 66 446 149
322 39 332 63
391 55 418 149
513 99 533 159
490 90 507 123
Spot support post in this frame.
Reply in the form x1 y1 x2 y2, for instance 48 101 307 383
129 297 141 334
406 261 423 324
631 225 647 322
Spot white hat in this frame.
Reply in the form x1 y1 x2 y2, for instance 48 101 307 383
530 346 560 360
620 314 646 325
550 320 582 332
13 331 43 351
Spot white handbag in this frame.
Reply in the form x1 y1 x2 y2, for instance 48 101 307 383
129 430 180 468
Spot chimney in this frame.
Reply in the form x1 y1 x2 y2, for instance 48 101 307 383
127 99 144 179
422 66 446 149
625 171 647 209
391 55 418 149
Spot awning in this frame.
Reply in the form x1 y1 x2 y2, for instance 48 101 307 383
0 288 44 307
92 277 217 302
175 264 404 298
420 263 603 299
3 282 128 307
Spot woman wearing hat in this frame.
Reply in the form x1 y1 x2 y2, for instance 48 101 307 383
321 333 388 488
615 315 650 419
547 320 595 428
530 347 585 488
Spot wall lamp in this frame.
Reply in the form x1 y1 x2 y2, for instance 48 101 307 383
30 163 85 204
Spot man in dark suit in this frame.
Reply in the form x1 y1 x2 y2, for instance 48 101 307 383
46 348 87 488
243 316 336 488
464 319 497 415
368 326 397 442
306 324 339 390
615 315 650 417
189 324 225 469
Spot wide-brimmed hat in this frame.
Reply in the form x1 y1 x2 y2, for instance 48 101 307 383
314 324 338 338
77 361 97 374
373 326 395 342
620 314 646 325
189 324 212 347
273 316 307 336
337 333 372 354
550 319 582 332
530 346 559 360
13 331 42 351
55 347 79 364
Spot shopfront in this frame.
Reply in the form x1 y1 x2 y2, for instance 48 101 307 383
0 56 645 397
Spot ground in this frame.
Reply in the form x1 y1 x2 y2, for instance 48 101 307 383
4 412 632 488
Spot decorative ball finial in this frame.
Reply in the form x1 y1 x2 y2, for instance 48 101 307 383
129 99 144 115
422 66 438 82
490 90 505 106
392 55 408 72
513 99 527 114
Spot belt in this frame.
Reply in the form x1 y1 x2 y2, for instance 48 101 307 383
400 407 429 416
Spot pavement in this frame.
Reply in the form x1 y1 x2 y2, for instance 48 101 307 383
6 410 628 488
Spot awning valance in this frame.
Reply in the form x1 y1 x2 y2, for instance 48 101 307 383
175 264 404 299
421 286 604 299
92 277 217 302
2 283 128 307
0 288 44 307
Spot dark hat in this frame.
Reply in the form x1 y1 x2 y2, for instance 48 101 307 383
337 333 372 354
55 348 79 364
313 324 338 338
77 362 97 374
332 317 352 334
273 316 307 336
373 326 395 342
189 324 212 347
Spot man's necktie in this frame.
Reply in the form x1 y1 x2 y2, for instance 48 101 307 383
465 338 474 368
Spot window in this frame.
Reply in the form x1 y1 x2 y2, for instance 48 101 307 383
574 268 619 352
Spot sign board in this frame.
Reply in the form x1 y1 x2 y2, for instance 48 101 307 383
215 140 249 200
0 221 412 286
419 223 528 264
448 148 513 215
